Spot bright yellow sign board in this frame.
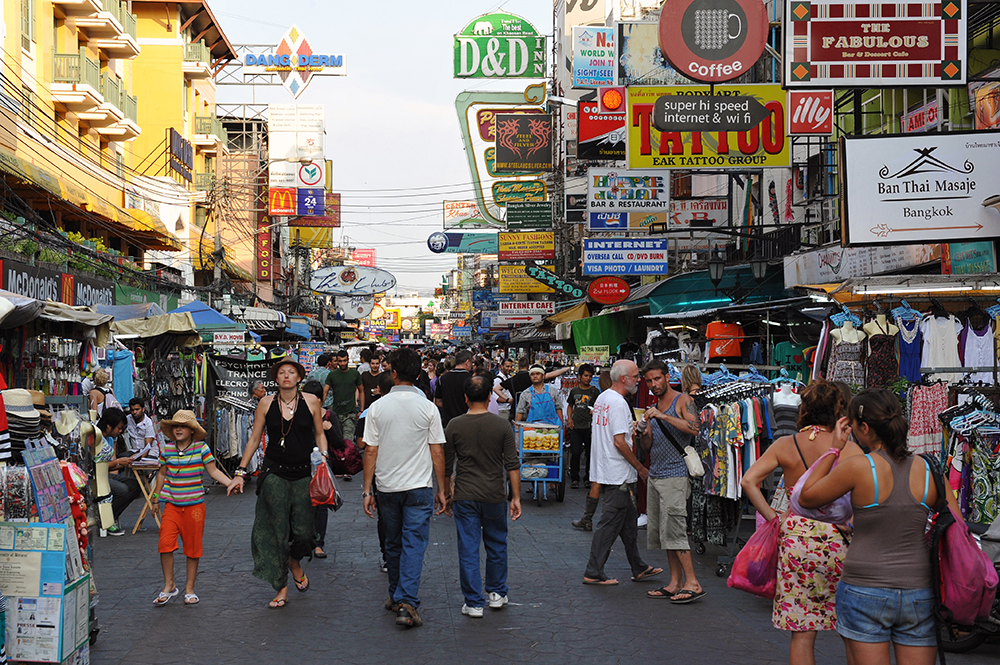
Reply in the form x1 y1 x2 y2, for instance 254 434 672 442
498 264 555 294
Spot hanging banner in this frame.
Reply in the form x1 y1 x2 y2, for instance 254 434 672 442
582 238 669 276
841 131 1000 246
212 356 275 398
784 0 966 87
627 84 790 169
572 26 616 88
498 232 555 260
493 114 553 172
454 11 546 78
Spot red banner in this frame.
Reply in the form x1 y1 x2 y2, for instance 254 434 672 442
256 216 272 281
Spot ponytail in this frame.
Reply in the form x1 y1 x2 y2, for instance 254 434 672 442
848 388 910 461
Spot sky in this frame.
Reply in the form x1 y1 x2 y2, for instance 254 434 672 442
209 0 554 296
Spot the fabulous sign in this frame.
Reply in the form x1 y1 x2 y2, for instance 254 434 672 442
840 131 1000 246
243 25 347 98
454 11 546 78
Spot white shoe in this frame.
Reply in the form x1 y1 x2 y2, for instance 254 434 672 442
462 604 484 618
637 514 648 529
488 592 508 609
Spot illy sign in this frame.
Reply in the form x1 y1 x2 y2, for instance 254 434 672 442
788 90 833 135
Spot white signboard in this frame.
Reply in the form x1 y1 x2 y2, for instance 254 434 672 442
443 200 495 230
311 266 396 296
213 332 245 347
494 314 543 326
783 243 941 288
587 168 670 214
335 295 375 321
842 132 1000 246
498 301 555 315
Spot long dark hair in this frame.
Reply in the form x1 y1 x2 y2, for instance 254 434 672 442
848 388 910 461
796 380 846 430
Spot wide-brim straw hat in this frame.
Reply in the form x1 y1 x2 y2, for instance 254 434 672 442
27 390 51 419
2 389 40 419
269 357 305 381
160 409 207 441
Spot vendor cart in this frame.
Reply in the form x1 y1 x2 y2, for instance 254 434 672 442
513 421 565 507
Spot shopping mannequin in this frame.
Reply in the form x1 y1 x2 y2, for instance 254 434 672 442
830 320 866 344
863 313 898 338
773 382 802 407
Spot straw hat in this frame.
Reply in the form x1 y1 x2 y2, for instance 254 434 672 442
159 410 207 441
2 389 40 419
269 356 305 381
27 390 51 419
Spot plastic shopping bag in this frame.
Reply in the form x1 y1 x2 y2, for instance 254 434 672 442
790 450 853 524
728 516 781 599
309 461 343 509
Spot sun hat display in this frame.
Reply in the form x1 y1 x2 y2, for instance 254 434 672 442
269 357 306 381
3 389 40 420
159 410 207 441
27 390 52 419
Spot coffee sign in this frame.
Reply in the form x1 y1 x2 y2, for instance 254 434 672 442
658 0 768 83
454 11 546 79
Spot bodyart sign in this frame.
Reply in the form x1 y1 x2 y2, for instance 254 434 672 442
493 114 553 172
454 11 546 79
627 85 790 169
840 131 1000 246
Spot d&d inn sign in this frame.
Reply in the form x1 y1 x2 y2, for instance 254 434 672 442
455 11 546 78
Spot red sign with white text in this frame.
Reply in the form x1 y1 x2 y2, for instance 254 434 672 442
788 90 834 135
352 249 376 267
256 216 272 281
588 276 630 305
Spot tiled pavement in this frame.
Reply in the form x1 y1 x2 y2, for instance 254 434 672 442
90 481 1000 664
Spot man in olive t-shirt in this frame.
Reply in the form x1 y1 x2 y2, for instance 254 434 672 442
324 350 363 441
567 364 600 488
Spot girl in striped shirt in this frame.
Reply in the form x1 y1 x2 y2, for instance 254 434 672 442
151 410 238 606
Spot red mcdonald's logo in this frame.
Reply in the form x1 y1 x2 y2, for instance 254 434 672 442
60 274 74 305
269 188 296 215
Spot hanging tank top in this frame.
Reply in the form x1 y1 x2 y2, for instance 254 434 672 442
263 395 315 480
840 450 933 589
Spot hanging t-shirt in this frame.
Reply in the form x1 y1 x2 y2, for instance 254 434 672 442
773 341 810 377
706 322 744 360
590 390 636 485
920 315 963 382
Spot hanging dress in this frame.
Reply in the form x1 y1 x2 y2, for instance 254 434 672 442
866 320 899 388
896 318 922 383
961 321 995 384
827 339 865 387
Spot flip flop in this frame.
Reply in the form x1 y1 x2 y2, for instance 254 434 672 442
184 594 199 605
293 573 309 592
646 586 678 599
670 589 707 604
269 597 288 609
582 577 619 586
153 588 179 606
631 566 664 582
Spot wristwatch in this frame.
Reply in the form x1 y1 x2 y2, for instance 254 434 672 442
362 491 372 498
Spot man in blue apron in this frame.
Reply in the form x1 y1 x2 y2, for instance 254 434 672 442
514 364 565 427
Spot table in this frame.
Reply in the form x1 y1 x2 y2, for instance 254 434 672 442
130 463 161 535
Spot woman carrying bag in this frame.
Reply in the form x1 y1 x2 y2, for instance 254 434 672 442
741 381 864 665
228 357 328 609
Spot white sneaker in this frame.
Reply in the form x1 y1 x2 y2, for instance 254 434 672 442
488 592 508 609
637 514 648 529
462 604 484 618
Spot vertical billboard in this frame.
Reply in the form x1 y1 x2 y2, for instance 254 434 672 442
572 26 615 87
256 216 272 281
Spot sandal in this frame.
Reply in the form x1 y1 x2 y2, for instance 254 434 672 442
670 589 707 604
153 588 179 606
184 593 200 605
631 566 664 582
293 573 309 592
646 586 678 599
269 597 288 609
582 577 619 586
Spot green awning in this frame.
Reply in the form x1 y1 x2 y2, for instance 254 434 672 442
571 314 629 349
647 265 789 316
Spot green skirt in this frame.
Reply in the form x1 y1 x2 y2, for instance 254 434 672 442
251 474 316 591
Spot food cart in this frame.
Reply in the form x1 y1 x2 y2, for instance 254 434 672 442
513 421 565 507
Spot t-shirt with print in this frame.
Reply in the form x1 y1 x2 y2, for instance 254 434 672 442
325 368 362 416
706 321 744 359
158 441 215 506
589 390 637 486
568 385 600 429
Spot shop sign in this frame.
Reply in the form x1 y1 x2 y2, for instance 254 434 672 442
443 200 495 230
523 262 585 298
295 161 325 188
506 201 553 230
498 301 555 315
566 193 587 224
788 90 834 135
295 188 325 217
579 345 610 364
168 128 193 182
213 332 245 347
452 326 473 337
448 310 466 319
577 96 626 161
213 356 275 397
588 276 630 305
627 85 790 169
311 265 396 295
582 238 669 276
269 188 296 215
0 258 112 306
572 26 615 88
243 25 346 98
587 168 670 214
902 100 940 133
492 180 547 203
498 232 554 261
494 314 542 326
454 11 546 78
426 322 452 336
499 263 555 294
784 0 966 87
427 232 499 254
351 249 376 267
943 241 996 275
617 22 688 86
335 295 375 321
970 79 1000 130
782 243 942 287
567 0 606 30
658 0 769 83
841 131 1000 246
653 95 771 132
493 114 553 173
385 309 401 330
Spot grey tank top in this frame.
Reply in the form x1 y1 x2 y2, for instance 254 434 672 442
840 450 932 589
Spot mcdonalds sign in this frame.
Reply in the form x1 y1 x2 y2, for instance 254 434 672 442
269 188 296 215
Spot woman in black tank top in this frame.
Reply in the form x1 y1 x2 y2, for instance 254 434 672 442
228 357 328 609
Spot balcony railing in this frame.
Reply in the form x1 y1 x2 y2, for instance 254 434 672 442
99 0 135 38
101 72 122 111
194 173 215 191
123 93 137 123
53 48 101 90
184 41 210 63
195 115 227 143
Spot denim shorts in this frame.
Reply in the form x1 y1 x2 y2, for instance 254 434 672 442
836 582 937 647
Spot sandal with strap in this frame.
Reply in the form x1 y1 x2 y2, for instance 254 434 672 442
269 597 288 609
184 593 200 605
153 588 179 606
293 573 309 592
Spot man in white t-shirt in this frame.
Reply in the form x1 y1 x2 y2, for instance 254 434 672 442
493 358 514 419
125 398 158 458
363 347 447 629
583 360 662 586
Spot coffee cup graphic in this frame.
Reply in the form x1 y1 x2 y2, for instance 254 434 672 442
694 9 742 50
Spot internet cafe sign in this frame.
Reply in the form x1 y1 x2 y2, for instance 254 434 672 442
841 131 1000 246
454 11 546 78
243 25 347 98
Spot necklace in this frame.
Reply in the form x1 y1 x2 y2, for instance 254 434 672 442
799 425 829 441
277 394 298 449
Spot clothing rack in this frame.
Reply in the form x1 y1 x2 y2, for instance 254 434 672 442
216 395 256 412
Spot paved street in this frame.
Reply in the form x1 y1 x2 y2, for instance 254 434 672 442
91 481 1000 665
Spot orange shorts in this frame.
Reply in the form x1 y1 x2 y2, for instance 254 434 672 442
158 502 206 559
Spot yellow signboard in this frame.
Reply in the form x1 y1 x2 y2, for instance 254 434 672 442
498 264 555 294
498 232 555 261
627 84 790 169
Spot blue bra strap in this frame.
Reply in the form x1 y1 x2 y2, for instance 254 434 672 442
919 457 931 510
860 454 880 508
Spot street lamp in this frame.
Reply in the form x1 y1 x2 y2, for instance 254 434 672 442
708 246 725 288
750 257 768 283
